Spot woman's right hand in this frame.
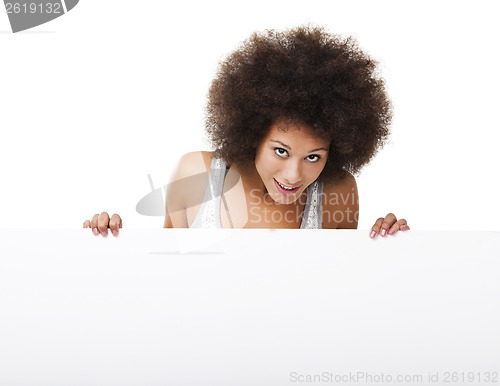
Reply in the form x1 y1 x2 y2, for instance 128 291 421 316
83 212 122 237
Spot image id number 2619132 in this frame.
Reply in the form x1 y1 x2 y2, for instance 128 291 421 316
5 2 62 14
443 371 498 383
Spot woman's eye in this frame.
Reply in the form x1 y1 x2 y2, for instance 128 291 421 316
274 148 288 157
307 155 320 163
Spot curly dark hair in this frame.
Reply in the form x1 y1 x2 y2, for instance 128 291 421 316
206 25 392 182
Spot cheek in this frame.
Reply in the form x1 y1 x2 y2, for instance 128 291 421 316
256 154 280 176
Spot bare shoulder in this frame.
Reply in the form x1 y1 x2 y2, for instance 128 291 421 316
163 151 214 228
172 151 214 180
169 150 215 204
322 171 358 196
322 171 359 229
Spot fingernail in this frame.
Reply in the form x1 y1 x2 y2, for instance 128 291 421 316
389 228 396 235
370 231 377 238
381 229 387 236
112 230 118 237
92 228 98 235
101 230 108 237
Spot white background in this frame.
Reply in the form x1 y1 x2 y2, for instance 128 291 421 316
1 0 499 230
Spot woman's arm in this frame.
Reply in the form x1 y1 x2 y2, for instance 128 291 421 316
163 151 212 228
322 174 409 236
322 172 359 230
163 154 189 228
84 151 210 233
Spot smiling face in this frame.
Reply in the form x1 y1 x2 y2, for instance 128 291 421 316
254 119 330 205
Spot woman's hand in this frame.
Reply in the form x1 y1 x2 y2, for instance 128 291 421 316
370 213 409 238
83 212 122 237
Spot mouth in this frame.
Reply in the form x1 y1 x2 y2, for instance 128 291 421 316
274 178 301 195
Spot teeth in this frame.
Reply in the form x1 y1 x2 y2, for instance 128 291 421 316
277 180 294 190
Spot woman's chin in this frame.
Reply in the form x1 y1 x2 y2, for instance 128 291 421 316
269 191 298 205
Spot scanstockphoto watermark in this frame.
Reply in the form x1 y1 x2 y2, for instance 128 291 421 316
136 173 358 225
289 370 499 384
290 371 423 384
248 188 358 224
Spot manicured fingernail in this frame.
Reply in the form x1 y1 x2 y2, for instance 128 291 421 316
92 228 98 235
381 229 387 236
389 228 396 235
370 231 377 238
101 230 108 237
112 230 118 237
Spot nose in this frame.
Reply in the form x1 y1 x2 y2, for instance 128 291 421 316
283 160 302 185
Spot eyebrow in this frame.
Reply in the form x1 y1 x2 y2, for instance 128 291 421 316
270 140 329 153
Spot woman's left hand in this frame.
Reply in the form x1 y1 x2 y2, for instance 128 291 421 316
370 213 409 238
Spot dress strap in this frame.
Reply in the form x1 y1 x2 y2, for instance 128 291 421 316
300 180 323 229
189 157 227 228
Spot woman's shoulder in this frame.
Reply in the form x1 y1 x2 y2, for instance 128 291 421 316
174 151 215 178
167 151 215 205
321 171 359 229
321 170 357 195
165 151 215 228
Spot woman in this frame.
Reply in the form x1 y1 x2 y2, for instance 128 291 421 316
84 26 409 237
